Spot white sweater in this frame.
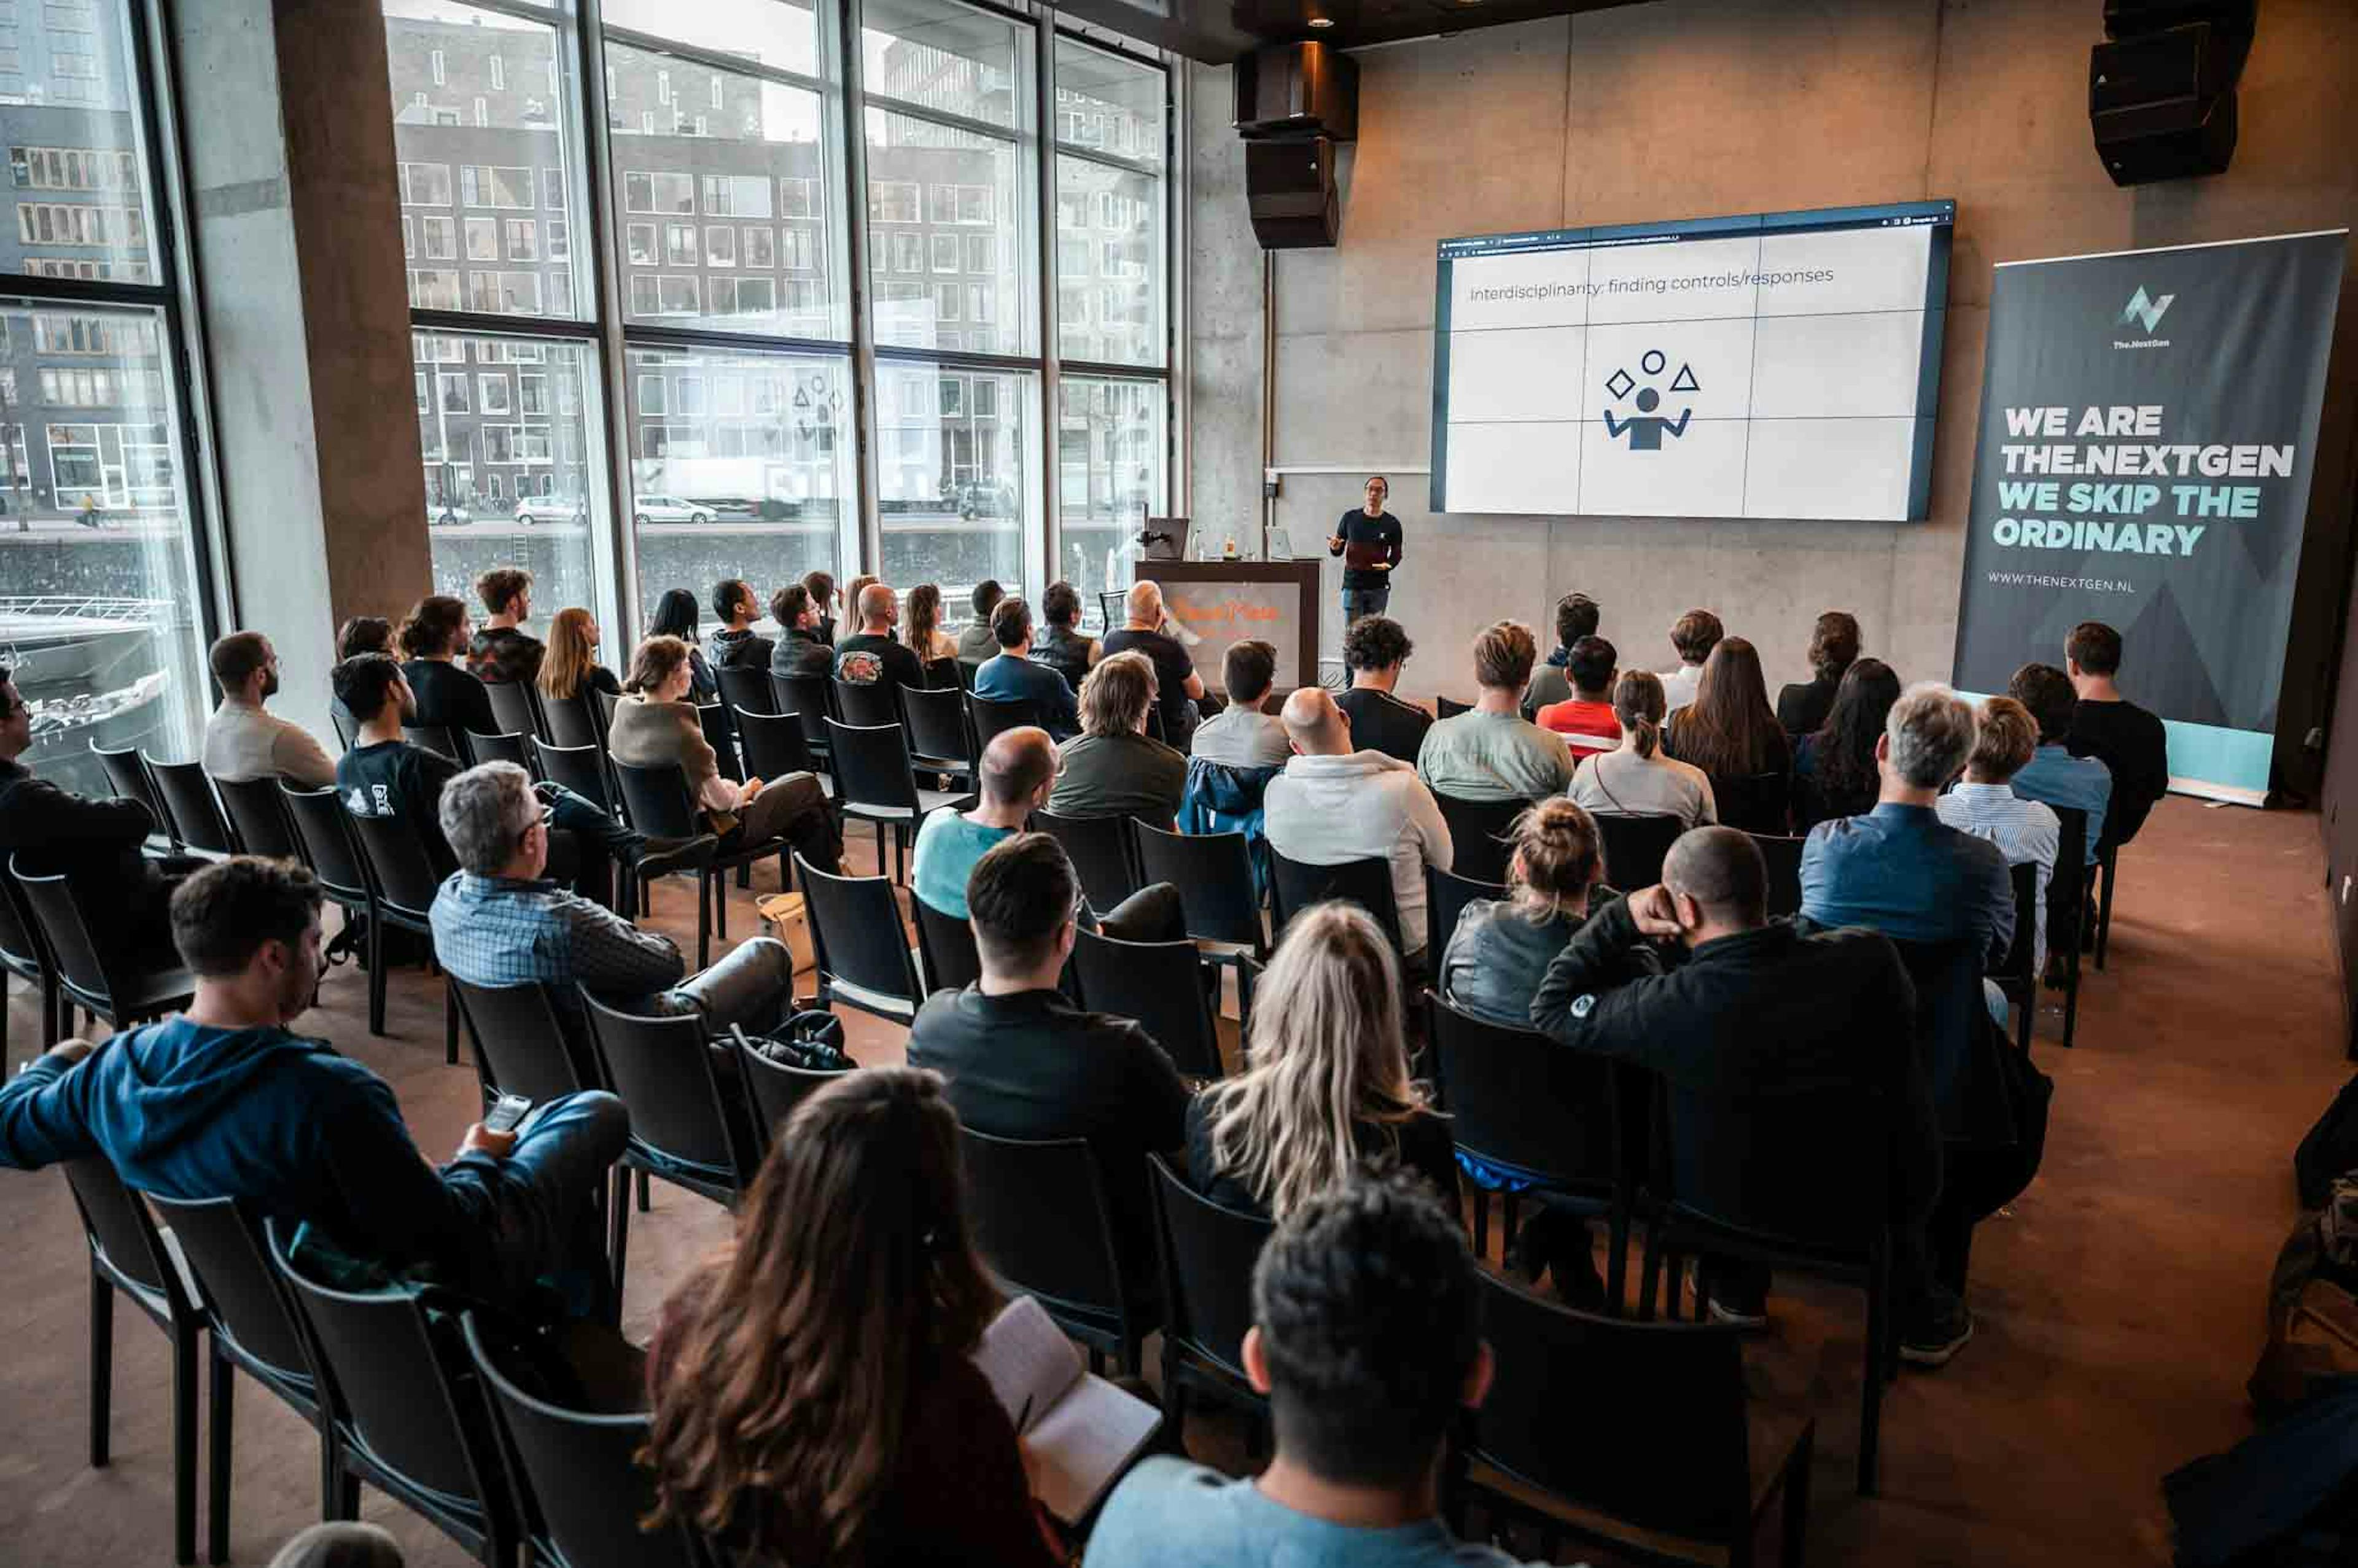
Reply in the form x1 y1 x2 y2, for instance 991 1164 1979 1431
1264 750 1455 955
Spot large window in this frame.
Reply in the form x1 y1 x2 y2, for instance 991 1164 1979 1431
4 1 212 802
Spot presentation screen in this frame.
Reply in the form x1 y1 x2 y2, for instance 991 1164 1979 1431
1431 199 1953 522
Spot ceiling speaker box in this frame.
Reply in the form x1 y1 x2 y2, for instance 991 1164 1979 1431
1234 42 1358 141
1244 134 1338 249
2090 23 2242 185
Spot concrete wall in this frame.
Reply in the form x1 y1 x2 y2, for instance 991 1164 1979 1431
1188 0 2358 790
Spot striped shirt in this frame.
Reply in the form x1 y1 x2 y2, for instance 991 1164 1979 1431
1935 783 2060 968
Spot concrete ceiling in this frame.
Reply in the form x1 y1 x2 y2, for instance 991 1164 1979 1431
1054 0 1657 65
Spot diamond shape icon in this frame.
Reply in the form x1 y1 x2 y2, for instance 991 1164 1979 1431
1605 368 1635 400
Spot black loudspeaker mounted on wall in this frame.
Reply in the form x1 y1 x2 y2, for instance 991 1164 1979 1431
1244 136 1338 250
2090 2 2255 186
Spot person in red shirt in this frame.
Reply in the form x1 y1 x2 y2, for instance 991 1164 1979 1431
1535 635 1622 756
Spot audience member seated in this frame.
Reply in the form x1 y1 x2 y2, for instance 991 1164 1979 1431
1188 901 1456 1219
203 629 336 788
906 582 959 667
467 567 545 686
975 596 1081 738
803 569 838 647
647 1066 1062 1568
1936 695 2059 1014
1791 656 1900 832
1519 590 1600 720
650 588 720 702
843 575 881 634
1440 798 1610 1027
1086 1173 1535 1568
0 665 187 966
538 606 621 707
0 857 628 1313
1778 610 1861 736
914 727 1053 918
706 578 774 675
1033 580 1099 693
1189 638 1291 768
1799 683 2013 969
1415 621 1575 802
1657 607 1724 713
1533 634 1622 755
1334 614 1431 764
1663 635 1792 831
269 1522 405 1568
1102 580 1207 750
1267 688 1453 961
336 616 393 661
1047 652 1186 825
397 593 499 739
835 581 928 697
1567 669 1717 828
767 582 834 681
958 579 1005 666
908 833 1193 1307
609 635 840 871
1531 828 1966 1361
2064 619 2168 850
2008 661 2112 866
431 760 796 1037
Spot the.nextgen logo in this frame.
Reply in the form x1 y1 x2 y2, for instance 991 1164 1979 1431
2114 285 2174 349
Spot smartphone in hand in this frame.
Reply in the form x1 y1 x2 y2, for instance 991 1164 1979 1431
483 1093 533 1135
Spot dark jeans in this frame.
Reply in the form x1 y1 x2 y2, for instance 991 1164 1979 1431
723 772 841 869
443 1089 630 1321
540 781 637 911
1342 584 1391 624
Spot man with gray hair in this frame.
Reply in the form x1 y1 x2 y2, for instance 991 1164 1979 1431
1797 681 2013 967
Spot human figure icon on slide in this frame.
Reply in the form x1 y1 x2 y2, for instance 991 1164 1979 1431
1605 385 1692 451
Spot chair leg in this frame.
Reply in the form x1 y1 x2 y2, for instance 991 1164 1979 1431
1783 1420 1816 1567
696 874 712 969
609 1163 633 1299
1470 1190 1488 1260
208 1343 234 1566
1636 1232 1662 1323
713 869 728 940
444 978 459 1066
1501 1191 1521 1251
637 1166 651 1213
1159 1341 1188 1453
365 917 386 1038
88 1269 112 1467
1605 1198 1632 1317
173 1325 198 1565
317 1416 342 1524
1858 1249 1891 1497
2095 856 2115 971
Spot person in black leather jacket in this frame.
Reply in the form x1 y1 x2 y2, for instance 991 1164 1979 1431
1438 797 1613 1027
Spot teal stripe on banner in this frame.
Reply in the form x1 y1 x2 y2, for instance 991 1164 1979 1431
1956 692 2268 800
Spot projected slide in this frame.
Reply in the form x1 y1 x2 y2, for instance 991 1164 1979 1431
1431 200 1953 522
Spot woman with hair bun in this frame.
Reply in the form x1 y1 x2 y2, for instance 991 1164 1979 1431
1567 669 1718 829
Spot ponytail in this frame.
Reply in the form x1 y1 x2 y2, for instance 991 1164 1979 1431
1613 669 1667 759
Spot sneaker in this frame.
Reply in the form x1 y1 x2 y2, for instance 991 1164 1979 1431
1900 1300 1975 1367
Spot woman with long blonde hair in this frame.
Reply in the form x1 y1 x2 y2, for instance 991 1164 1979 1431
1186 901 1456 1221
536 606 619 704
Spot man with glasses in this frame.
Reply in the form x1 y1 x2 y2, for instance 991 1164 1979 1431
1328 474 1405 627
203 630 336 788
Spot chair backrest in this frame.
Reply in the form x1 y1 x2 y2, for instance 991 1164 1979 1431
1035 810 1140 914
1748 831 1807 918
1072 927 1223 1079
1148 1154 1271 1381
1132 821 1263 953
965 691 1037 751
2049 804 2090 941
465 730 532 772
215 774 303 861
1425 991 1621 1186
734 708 820 785
959 1126 1127 1323
610 758 703 839
1657 1068 1893 1247
1425 864 1508 965
1890 936 1983 1131
346 805 445 918
148 758 236 855
0 865 44 972
12 861 120 1004
451 977 591 1103
61 1153 179 1306
595 688 622 728
330 707 361 751
406 720 462 763
922 654 962 690
1473 1271 1750 1543
823 720 920 814
1712 770 1789 836
281 785 372 904
1267 849 1403 953
901 683 975 769
696 703 742 783
732 1030 854 1151
484 678 546 743
833 678 901 730
792 852 923 1014
1435 695 1473 720
912 893 982 993
1996 859 2038 984
93 742 167 831
579 988 753 1184
715 662 775 716
1432 792 1528 885
1592 812 1685 892
774 672 836 758
1097 591 1125 632
461 1313 701 1568
540 689 604 750
532 739 615 813
146 1194 312 1383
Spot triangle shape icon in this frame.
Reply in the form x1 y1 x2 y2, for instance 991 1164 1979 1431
1669 362 1700 392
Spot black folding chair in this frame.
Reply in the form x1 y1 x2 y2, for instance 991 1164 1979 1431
1435 695 1474 720
1713 770 1791 837
959 1126 1151 1374
345 807 462 1061
464 729 533 774
696 703 743 785
1461 1271 1815 1568
1594 812 1686 893
966 691 1038 751
1147 1154 1272 1447
1072 926 1225 1079
2049 805 2091 1049
912 891 983 993
1426 864 1507 961
0 869 63 1050
330 707 361 751
485 678 547 744
734 708 830 801
902 683 978 785
1988 860 2040 1057
281 782 376 1001
792 851 925 1023
451 977 596 1104
94 742 171 842
716 662 776 717
1748 831 1808 918
532 738 615 813
772 671 836 770
825 719 974 885
406 721 464 764
10 859 193 1033
1267 848 1404 953
215 773 304 861
1037 810 1141 914
147 1194 334 1567
1434 791 1528 885
733 1030 855 1152
146 759 236 856
923 654 962 691
61 1156 202 1566
1132 821 1266 962
832 678 901 730
541 688 605 751
610 759 766 968
2093 840 2120 971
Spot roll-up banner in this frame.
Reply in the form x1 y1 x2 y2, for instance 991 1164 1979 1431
1950 229 2347 804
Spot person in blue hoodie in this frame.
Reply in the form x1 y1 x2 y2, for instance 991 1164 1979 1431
0 856 628 1314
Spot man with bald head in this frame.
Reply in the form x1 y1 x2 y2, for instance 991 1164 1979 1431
1530 825 1967 1365
833 580 925 696
1263 685 1453 961
1102 578 1207 749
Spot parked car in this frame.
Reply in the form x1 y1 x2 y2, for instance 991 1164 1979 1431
515 498 586 527
632 494 714 525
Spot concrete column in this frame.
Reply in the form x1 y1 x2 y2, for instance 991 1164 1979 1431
170 0 429 739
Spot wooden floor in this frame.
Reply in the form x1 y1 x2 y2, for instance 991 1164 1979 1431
0 794 2345 1566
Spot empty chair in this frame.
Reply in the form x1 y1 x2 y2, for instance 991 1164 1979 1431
1132 821 1265 961
733 707 828 798
484 677 547 743
715 661 776 717
1035 810 1140 914
825 719 974 885
792 852 925 1023
1426 864 1508 964
94 742 171 841
61 1156 202 1566
1713 770 1791 837
1464 1270 1815 1567
146 759 236 856
1267 848 1404 953
464 729 532 773
1749 831 1807 919
912 893 982 993
733 1030 856 1152
1147 1154 1273 1446
959 1126 1151 1373
1593 812 1685 893
214 774 303 861
610 758 774 965
901 684 977 783
280 784 375 987
451 977 594 1104
832 678 900 730
1072 927 1224 1079
406 720 463 763
11 860 193 1033
532 738 617 814
541 688 605 750
345 807 461 1060
1433 791 1528 885
965 691 1037 752
772 671 835 769
696 702 744 785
